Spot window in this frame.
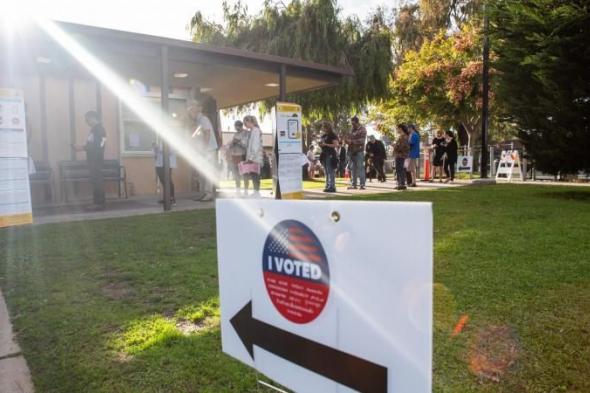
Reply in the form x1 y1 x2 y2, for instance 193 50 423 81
120 96 187 155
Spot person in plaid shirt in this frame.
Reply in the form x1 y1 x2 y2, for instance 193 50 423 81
346 116 367 190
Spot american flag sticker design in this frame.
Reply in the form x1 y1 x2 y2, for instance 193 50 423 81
262 220 330 324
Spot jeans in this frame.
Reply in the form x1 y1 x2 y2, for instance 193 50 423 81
156 167 175 199
88 160 105 206
395 158 407 188
409 158 418 185
245 173 260 192
350 151 365 187
324 158 336 190
374 157 386 182
445 161 456 181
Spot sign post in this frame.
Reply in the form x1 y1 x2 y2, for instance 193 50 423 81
272 103 305 200
0 88 33 228
217 199 433 392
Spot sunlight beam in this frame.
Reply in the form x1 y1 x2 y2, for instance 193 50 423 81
35 18 219 184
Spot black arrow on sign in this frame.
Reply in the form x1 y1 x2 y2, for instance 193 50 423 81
231 301 388 393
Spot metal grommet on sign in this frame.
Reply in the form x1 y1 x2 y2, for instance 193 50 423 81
330 211 340 223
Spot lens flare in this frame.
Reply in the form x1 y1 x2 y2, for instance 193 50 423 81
35 17 219 184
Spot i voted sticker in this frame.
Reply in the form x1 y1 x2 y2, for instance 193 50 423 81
262 220 330 324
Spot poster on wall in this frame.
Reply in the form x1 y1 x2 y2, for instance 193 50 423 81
0 88 33 228
273 102 305 199
0 88 28 158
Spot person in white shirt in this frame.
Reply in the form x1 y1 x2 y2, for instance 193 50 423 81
187 101 218 202
243 115 263 197
153 141 177 205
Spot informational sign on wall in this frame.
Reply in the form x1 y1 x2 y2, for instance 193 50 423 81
217 199 433 393
457 155 473 173
0 88 28 158
0 88 33 228
273 103 304 199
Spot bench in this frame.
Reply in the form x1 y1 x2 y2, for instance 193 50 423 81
29 161 53 202
59 160 127 203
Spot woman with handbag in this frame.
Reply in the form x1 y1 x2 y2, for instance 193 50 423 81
319 122 339 193
242 115 264 198
229 120 249 195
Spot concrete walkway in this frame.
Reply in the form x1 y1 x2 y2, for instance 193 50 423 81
0 291 34 393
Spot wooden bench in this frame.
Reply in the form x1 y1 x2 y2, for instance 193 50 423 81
59 160 127 203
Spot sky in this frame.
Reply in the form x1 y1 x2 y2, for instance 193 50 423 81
15 0 389 41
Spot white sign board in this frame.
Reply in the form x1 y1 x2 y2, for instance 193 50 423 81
0 89 32 228
457 155 473 173
217 199 433 393
0 88 28 158
496 150 523 182
273 103 304 199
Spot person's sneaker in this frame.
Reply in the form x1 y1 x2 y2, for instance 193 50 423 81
327 188 337 193
360 186 366 190
347 186 358 190
200 192 214 202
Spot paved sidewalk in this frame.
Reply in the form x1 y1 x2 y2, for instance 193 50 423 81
0 291 34 393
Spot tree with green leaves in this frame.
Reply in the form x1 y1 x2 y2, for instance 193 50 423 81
490 0 590 175
189 0 393 122
373 24 489 146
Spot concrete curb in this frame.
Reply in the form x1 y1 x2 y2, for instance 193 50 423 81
0 290 34 393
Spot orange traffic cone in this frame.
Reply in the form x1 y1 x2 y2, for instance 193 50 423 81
424 150 432 181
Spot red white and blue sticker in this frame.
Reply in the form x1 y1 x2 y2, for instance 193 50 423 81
262 220 330 324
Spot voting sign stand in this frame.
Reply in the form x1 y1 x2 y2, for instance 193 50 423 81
0 88 33 228
495 150 524 182
217 199 433 393
272 103 306 200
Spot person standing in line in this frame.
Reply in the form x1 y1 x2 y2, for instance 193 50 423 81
229 120 249 195
366 135 387 182
243 115 263 197
153 141 177 205
394 124 410 190
188 101 218 202
346 116 367 190
408 124 421 187
319 122 339 193
73 111 106 210
306 145 316 179
444 130 458 183
338 142 347 178
431 129 446 182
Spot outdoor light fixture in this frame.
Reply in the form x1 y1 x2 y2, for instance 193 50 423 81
265 83 280 87
36 56 51 64
173 73 188 78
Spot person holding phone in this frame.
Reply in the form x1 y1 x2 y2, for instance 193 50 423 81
319 122 339 193
72 111 106 209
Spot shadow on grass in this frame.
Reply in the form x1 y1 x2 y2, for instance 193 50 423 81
540 190 590 202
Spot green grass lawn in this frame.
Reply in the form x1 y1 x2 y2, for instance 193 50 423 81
1 185 589 392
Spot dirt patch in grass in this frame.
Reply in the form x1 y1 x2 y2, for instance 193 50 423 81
176 317 219 335
102 282 133 300
469 325 520 383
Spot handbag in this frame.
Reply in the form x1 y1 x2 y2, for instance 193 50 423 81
238 161 261 175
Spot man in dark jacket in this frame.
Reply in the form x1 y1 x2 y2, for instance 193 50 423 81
366 135 387 182
74 111 106 209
